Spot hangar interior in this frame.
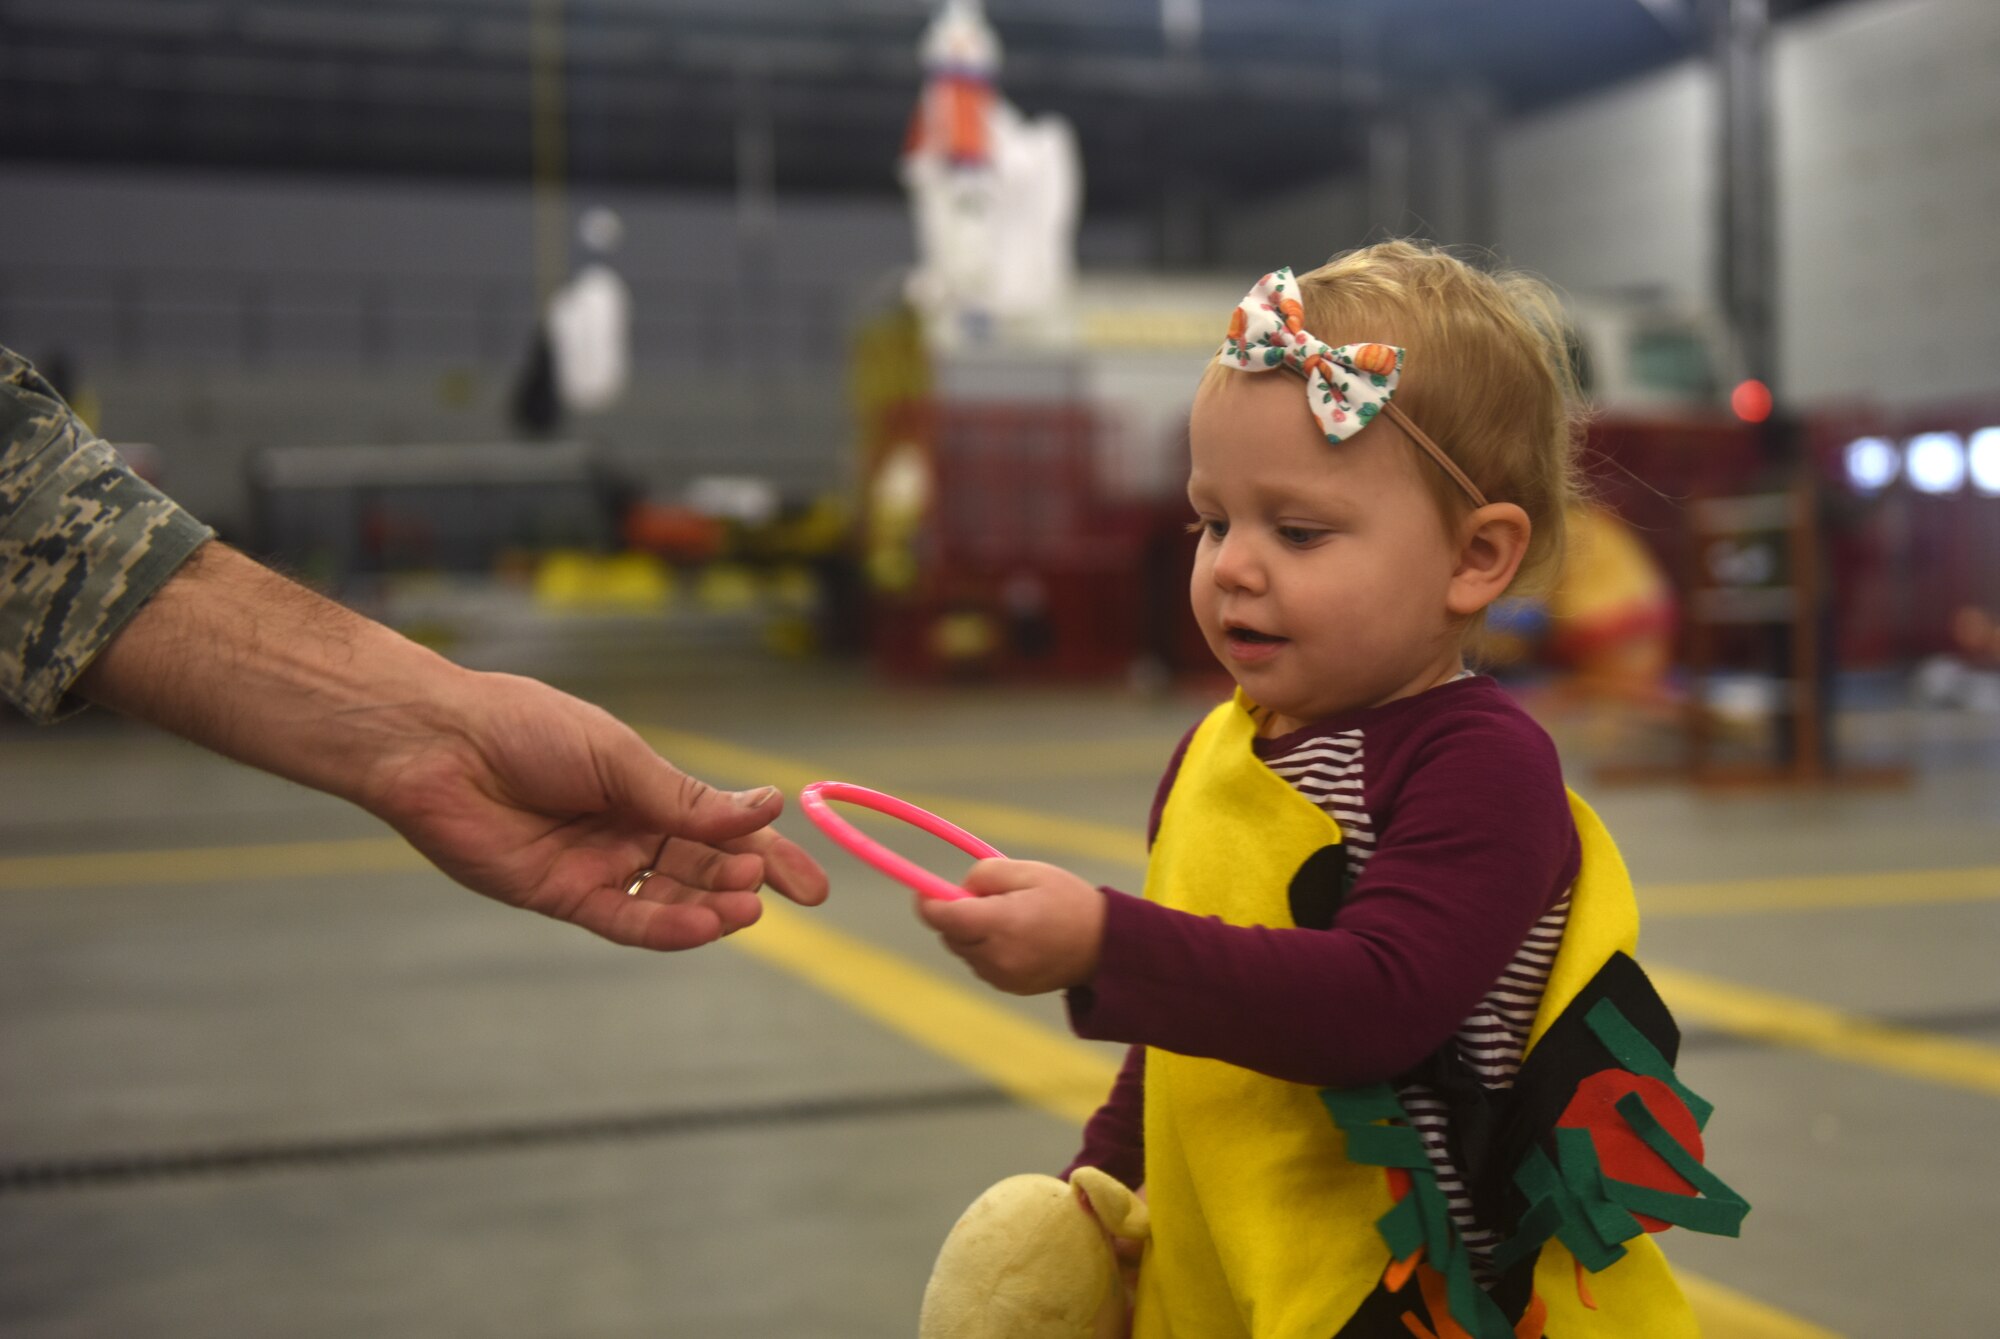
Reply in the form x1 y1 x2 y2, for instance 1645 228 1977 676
3 1 1998 1335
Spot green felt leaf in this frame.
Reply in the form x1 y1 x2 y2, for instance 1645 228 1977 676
1375 1194 1426 1259
1585 999 1715 1128
1344 1122 1429 1168
1319 1084 1406 1124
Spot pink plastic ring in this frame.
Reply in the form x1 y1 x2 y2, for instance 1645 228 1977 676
799 781 1004 902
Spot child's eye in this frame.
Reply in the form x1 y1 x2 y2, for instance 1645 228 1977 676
1185 518 1227 539
1277 525 1327 546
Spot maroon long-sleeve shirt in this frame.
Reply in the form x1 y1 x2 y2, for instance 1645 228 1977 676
1063 676 1580 1187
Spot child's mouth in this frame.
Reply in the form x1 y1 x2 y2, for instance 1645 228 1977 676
1224 625 1289 660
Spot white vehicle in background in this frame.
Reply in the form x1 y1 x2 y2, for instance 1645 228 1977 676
1562 293 1727 412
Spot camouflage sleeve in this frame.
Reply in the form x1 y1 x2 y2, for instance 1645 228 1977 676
0 347 214 723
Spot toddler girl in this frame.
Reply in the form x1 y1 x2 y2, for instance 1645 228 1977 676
918 240 1745 1339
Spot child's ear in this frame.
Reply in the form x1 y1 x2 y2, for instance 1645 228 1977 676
1446 502 1532 617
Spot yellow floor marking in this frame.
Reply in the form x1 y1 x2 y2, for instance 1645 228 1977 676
730 900 1118 1124
641 727 1149 866
1674 1272 1846 1339
645 726 2000 917
729 905 1843 1339
820 736 1176 783
1654 964 2000 1099
0 837 423 891
1641 864 2000 917
0 728 1886 1334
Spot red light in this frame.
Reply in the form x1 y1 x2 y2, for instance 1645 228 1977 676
1731 379 1772 423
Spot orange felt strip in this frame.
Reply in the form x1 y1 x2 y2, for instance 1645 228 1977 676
1416 1265 1477 1339
1385 1248 1423 1294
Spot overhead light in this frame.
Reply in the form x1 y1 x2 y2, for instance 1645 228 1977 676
1969 428 2000 496
1906 432 1967 495
1844 436 1897 493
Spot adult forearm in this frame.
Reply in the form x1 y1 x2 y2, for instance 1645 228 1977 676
75 541 474 811
68 534 831 948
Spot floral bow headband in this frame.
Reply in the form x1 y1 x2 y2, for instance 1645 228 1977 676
1217 267 1488 507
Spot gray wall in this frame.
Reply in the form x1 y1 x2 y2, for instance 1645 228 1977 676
1495 0 2000 409
1493 63 1712 309
0 166 1149 532
1193 0 2000 415
1214 178 1371 279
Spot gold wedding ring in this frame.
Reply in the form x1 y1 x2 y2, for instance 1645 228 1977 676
624 868 657 897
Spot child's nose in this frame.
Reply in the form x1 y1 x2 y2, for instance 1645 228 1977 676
1210 533 1264 592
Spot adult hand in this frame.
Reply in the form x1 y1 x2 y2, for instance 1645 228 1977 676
915 858 1106 994
360 670 828 951
78 542 828 951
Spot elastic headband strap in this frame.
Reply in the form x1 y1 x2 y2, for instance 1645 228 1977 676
1274 360 1489 508
1383 401 1490 509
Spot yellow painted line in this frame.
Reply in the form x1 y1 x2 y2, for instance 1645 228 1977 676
1675 1272 1845 1339
641 727 1149 867
6 728 1996 1098
3 725 1982 925
728 901 1842 1339
646 725 1999 918
729 900 1117 1124
1641 864 2000 917
0 837 423 891
1654 964 2000 1099
821 736 1177 784
0 727 1867 1335
881 792 1147 868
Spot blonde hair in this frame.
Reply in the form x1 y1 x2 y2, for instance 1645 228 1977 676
1205 239 1586 597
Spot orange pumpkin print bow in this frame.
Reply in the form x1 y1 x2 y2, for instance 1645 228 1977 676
1215 266 1408 447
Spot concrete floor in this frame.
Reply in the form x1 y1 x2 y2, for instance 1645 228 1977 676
2 610 1996 1337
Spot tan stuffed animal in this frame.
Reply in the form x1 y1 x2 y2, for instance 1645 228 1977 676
919 1167 1148 1339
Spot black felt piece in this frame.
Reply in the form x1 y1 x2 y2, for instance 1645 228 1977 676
1394 1042 1510 1227
1331 1280 1428 1337
1328 1257 1538 1337
1493 952 1683 1224
1288 843 1351 930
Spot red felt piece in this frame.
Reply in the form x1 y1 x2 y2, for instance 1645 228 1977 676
1557 1070 1704 1232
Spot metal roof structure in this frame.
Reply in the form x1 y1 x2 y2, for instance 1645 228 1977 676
1 0 1850 213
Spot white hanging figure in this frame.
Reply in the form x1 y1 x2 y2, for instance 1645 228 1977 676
900 0 1080 349
547 207 632 414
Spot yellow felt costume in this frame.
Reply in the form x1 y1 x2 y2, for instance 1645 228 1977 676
1133 692 1714 1338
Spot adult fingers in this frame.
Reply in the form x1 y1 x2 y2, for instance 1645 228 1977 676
619 888 762 947
607 733 787 848
607 883 765 949
695 888 765 936
655 837 765 894
718 826 830 906
556 883 729 951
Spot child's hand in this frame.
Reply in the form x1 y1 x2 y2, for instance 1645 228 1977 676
916 858 1107 995
1113 1223 1145 1300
